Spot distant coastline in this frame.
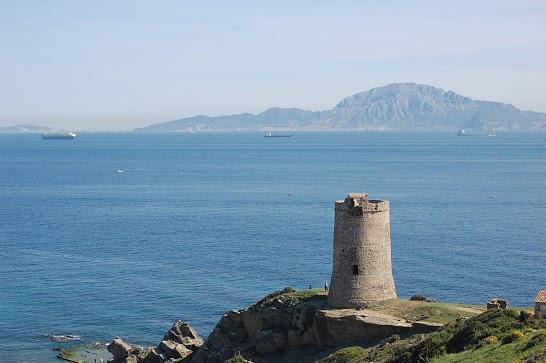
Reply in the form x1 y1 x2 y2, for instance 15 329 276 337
4 83 546 134
133 83 546 133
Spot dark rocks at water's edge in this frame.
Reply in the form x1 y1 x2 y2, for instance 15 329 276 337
109 288 443 363
108 320 204 363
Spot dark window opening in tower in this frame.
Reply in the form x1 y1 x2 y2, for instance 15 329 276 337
348 206 363 217
351 265 359 275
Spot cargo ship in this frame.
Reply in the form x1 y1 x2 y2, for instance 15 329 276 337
264 131 292 138
41 132 77 140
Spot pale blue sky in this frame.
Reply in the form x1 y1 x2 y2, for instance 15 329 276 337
1 0 545 129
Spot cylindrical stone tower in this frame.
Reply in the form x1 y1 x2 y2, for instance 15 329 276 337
328 193 397 308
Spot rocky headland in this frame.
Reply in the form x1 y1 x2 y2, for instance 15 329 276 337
101 287 531 363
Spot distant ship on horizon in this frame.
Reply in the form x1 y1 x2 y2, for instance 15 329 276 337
457 128 496 137
41 132 77 140
264 131 293 138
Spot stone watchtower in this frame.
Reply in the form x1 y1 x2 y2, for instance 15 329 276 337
327 193 397 308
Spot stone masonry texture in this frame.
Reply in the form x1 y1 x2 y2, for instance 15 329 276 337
328 193 397 308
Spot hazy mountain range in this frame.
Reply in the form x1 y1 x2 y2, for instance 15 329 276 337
0 124 52 133
135 83 546 132
3 83 546 133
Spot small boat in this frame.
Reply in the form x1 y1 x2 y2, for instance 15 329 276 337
42 132 77 140
116 170 124 173
456 129 485 137
264 131 293 138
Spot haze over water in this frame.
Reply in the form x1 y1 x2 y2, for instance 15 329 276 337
1 132 545 362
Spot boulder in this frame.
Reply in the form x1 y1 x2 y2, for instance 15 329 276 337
140 348 164 363
108 337 134 362
157 339 192 360
163 320 204 352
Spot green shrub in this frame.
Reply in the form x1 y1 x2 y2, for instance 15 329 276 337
224 352 253 363
477 335 499 348
319 346 366 363
524 331 546 350
410 294 428 301
447 309 522 352
501 330 524 345
522 351 546 363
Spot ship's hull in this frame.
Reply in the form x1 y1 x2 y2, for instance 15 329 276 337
42 133 76 140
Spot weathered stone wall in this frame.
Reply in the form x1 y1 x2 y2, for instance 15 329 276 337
327 193 397 308
536 302 546 318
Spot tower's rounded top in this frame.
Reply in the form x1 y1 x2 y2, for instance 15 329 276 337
335 193 389 214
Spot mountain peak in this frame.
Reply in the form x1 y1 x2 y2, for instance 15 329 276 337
134 83 546 132
335 83 465 108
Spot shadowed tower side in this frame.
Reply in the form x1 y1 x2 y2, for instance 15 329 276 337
328 193 397 308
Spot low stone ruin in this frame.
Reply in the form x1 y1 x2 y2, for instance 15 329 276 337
487 298 508 310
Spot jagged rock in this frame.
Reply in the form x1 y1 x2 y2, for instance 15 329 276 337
118 290 446 363
287 328 315 348
163 320 204 352
108 337 134 362
192 311 252 363
255 330 288 355
108 321 203 363
140 348 164 363
261 308 292 327
313 309 414 347
215 311 248 343
157 339 192 359
292 304 317 330
240 310 262 342
220 311 243 330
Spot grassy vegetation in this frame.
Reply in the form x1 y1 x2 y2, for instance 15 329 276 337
253 287 327 309
319 309 546 363
224 352 253 363
432 330 546 363
319 346 367 363
255 289 546 362
280 288 327 305
368 299 483 324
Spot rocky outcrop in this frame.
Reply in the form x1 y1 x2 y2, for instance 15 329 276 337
108 338 134 362
191 288 443 363
312 309 441 347
109 290 446 363
108 320 204 363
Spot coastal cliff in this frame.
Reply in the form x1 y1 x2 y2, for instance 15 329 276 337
106 288 490 363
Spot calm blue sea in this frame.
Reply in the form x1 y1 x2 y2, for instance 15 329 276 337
1 132 545 362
